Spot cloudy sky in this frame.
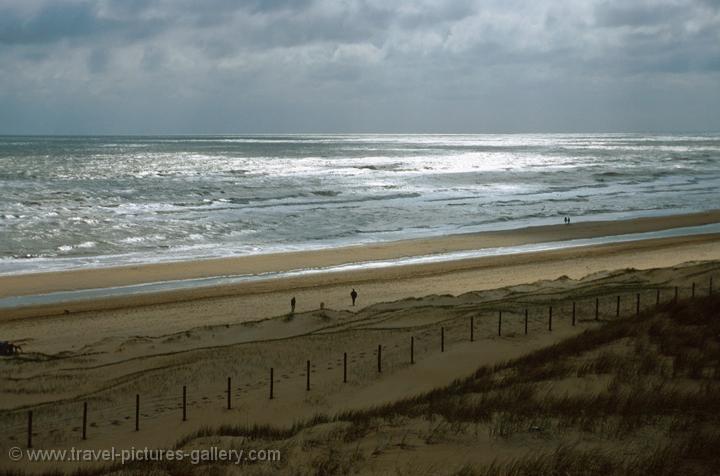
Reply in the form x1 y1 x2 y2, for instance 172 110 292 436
1 0 719 134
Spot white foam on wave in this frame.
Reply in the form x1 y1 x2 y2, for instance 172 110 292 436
1 133 720 274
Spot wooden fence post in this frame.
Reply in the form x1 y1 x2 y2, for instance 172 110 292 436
470 316 474 342
636 293 640 316
343 353 348 383
595 298 599 320
410 336 415 364
269 368 274 400
524 309 528 335
692 282 696 298
675 286 678 303
182 386 187 422
498 311 502 336
82 402 88 440
27 410 32 449
710 277 713 296
306 360 311 391
441 327 445 352
227 377 232 410
572 302 576 327
135 394 140 432
616 296 620 317
548 306 553 332
377 345 382 373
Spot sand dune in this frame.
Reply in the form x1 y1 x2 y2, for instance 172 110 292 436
0 258 718 473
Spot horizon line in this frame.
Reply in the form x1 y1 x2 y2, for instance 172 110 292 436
2 131 720 137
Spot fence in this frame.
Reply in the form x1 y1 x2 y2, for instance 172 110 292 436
4 276 715 450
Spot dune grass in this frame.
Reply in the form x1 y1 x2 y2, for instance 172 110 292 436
4 294 720 475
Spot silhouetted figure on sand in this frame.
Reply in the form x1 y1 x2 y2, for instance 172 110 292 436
291 296 296 314
351 289 358 306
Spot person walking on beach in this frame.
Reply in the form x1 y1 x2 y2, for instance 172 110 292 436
350 289 358 307
291 296 296 314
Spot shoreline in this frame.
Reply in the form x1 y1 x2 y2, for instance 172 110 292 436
1 208 711 277
0 232 719 322
2 210 720 300
2 222 720 311
0 233 718 354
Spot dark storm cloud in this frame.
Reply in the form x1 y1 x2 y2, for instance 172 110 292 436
0 0 718 134
696 0 720 8
0 0 315 46
586 1 720 74
594 3 688 27
0 1 171 45
0 2 110 44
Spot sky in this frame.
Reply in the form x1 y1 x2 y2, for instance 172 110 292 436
0 0 719 134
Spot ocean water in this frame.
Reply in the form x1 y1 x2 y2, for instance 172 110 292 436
0 133 719 275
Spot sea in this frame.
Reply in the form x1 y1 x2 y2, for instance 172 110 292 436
1 133 719 276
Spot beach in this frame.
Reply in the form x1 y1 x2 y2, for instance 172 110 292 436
2 3 719 471
0 212 719 473
0 211 717 349
2 209 720 319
